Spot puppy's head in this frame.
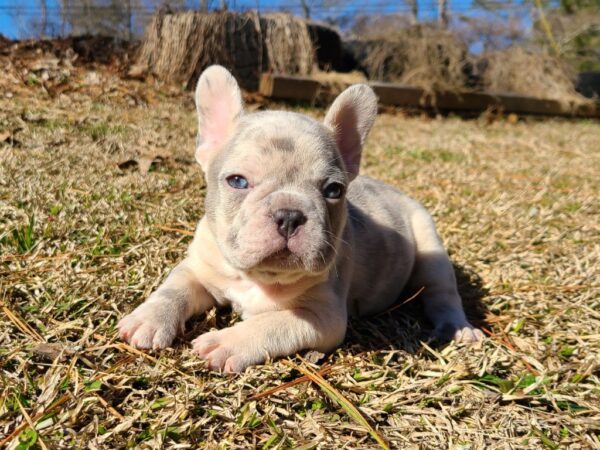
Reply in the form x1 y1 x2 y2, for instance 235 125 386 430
194 66 377 284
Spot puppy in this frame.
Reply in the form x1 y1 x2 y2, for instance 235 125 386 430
118 65 484 372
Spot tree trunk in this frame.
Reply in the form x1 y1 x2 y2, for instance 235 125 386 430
127 0 132 41
39 0 47 37
82 0 91 35
200 0 208 11
300 0 310 19
438 0 448 28
407 0 418 25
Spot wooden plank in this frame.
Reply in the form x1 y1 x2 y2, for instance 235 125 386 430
366 83 425 108
496 92 600 117
369 81 600 118
259 74 600 118
259 73 320 103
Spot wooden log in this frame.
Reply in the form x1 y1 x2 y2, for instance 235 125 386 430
370 81 600 118
259 74 600 118
259 73 320 103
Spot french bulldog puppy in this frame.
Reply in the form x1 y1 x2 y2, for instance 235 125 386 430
118 65 484 372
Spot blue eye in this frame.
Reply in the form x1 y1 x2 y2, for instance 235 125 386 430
323 182 344 199
226 175 249 189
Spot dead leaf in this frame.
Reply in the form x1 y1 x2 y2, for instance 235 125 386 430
21 111 47 123
138 155 161 173
0 129 21 147
32 342 75 361
84 71 101 85
118 155 168 174
511 335 536 353
29 57 60 72
117 159 137 171
127 64 148 80
0 130 10 142
303 350 326 364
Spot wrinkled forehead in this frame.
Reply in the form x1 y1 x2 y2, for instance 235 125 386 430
219 111 344 183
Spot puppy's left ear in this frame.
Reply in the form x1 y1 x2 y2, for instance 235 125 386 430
324 84 377 181
195 65 244 171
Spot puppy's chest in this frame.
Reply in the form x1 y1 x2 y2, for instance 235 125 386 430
205 278 284 318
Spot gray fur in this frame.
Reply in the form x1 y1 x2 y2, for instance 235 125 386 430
118 66 483 372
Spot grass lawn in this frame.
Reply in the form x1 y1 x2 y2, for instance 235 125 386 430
1 62 599 449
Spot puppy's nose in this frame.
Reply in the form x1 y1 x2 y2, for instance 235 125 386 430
273 209 307 239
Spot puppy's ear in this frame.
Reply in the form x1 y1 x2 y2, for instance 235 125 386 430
324 84 377 181
195 65 244 171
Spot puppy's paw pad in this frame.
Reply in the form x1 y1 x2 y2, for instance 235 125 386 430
118 304 180 350
453 326 485 343
191 329 255 373
224 355 245 373
129 324 157 349
191 332 222 358
117 315 142 341
432 321 485 344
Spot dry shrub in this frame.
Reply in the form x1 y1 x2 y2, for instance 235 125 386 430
353 26 590 108
545 9 600 72
312 69 366 87
355 26 470 95
312 69 367 103
135 10 314 90
480 47 591 107
136 11 262 89
261 13 314 76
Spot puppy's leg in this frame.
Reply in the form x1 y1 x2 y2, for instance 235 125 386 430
191 299 347 372
118 259 215 349
410 210 484 343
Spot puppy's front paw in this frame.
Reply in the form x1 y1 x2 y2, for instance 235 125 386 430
118 300 183 350
433 321 485 344
191 327 261 373
452 325 485 343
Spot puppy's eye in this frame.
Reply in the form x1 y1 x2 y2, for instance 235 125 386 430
226 175 249 189
323 182 344 200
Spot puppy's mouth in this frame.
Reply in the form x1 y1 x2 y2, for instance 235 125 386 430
248 267 308 285
260 245 302 268
249 248 330 285
224 227 335 276
259 244 333 278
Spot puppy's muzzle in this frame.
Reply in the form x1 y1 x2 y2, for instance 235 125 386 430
273 209 307 239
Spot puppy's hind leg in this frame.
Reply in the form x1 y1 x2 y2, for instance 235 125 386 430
409 209 484 343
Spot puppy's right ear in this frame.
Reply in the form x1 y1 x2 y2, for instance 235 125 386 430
324 84 377 181
194 65 244 172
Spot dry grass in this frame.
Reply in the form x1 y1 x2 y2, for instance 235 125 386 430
260 13 314 77
351 25 592 110
1 60 599 449
312 70 367 104
481 47 592 108
135 11 264 90
354 26 471 94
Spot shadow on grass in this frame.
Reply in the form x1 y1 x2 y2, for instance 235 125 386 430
343 262 490 356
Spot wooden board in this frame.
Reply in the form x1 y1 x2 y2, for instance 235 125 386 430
259 74 600 118
259 74 320 103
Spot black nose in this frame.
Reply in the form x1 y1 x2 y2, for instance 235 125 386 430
273 209 307 239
